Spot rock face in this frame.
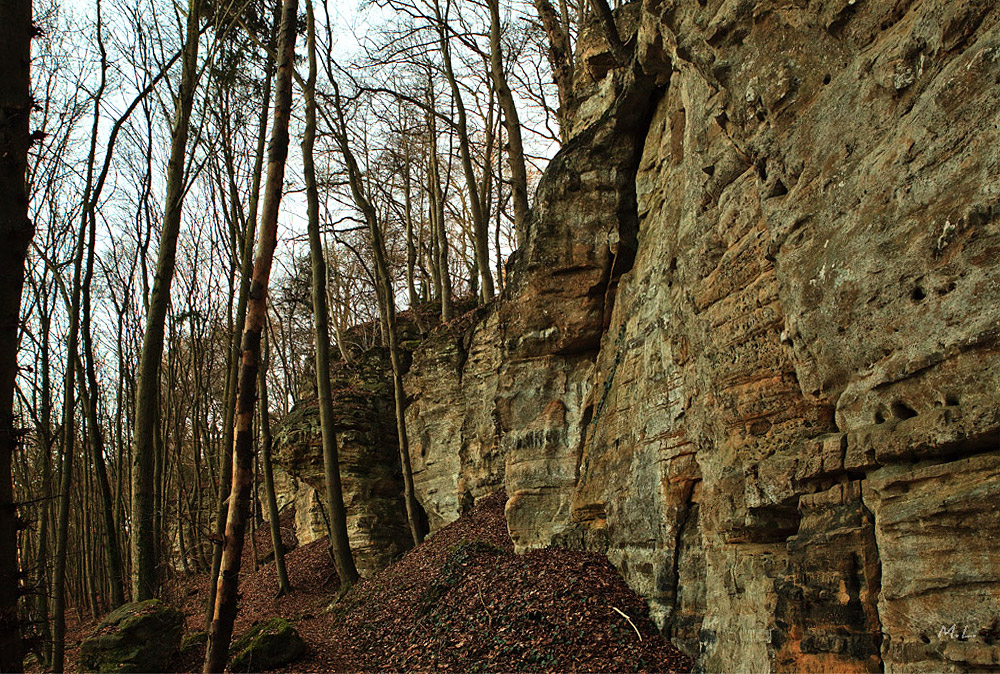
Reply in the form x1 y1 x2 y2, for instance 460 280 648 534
78 599 184 673
404 308 504 532
399 1 1000 672
271 348 412 577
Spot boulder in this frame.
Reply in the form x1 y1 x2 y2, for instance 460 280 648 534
78 599 184 673
228 618 305 672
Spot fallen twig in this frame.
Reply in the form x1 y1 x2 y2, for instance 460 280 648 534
476 580 493 629
611 606 642 642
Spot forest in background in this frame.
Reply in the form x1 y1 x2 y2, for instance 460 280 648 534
0 0 633 670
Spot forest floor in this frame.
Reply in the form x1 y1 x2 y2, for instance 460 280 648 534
64 492 694 672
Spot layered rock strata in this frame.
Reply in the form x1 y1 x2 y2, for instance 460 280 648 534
400 1 1000 672
271 349 411 577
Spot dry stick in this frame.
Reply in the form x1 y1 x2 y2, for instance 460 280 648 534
611 606 642 642
201 0 299 670
476 580 493 629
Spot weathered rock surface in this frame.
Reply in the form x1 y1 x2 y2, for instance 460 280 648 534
78 599 184 673
398 1 1000 672
404 308 504 532
271 348 412 577
228 618 305 672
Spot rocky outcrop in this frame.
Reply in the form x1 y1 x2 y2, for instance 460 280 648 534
271 348 412 577
404 308 504 532
228 618 305 672
400 1 1000 672
79 599 184 673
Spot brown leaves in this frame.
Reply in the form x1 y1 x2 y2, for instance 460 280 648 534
162 492 692 673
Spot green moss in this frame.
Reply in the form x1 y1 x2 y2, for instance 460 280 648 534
229 618 305 673
79 600 184 673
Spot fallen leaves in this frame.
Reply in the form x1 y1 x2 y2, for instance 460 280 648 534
161 491 692 673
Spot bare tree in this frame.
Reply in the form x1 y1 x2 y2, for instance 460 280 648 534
330 81 425 547
0 0 34 668
486 0 530 242
132 0 202 601
302 0 359 589
203 0 299 668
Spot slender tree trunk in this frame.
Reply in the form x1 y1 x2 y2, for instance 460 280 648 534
433 0 495 302
401 139 425 332
81 205 126 606
203 0 298 669
426 86 452 320
55 0 110 661
533 0 574 139
0 2 32 668
302 0 359 589
206 11 276 623
331 84 425 547
258 328 290 595
34 300 53 668
132 0 201 601
591 0 628 65
486 0 530 245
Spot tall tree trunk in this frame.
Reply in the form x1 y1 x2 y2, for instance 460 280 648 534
591 0 628 65
203 0 298 669
34 296 53 668
81 203 126 607
206 9 276 624
302 0 359 589
486 0 531 245
433 0 495 302
131 0 201 601
401 138 425 332
533 0 574 139
55 0 110 661
258 328 290 595
426 84 452 321
331 83 425 548
0 0 32 668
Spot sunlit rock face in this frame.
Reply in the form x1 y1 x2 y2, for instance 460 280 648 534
400 1 1000 671
271 348 412 578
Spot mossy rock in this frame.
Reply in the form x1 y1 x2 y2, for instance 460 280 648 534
229 618 305 672
79 599 184 673
179 630 207 656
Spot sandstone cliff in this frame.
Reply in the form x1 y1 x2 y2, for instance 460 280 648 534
400 1 1000 672
270 348 412 577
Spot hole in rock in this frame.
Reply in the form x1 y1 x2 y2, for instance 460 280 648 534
891 401 918 420
702 164 716 177
767 179 788 198
823 73 831 85
911 286 926 301
874 409 886 424
945 394 960 406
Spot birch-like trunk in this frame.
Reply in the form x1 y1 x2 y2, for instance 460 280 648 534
202 0 298 669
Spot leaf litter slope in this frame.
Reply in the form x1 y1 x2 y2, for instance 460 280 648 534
175 490 693 672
